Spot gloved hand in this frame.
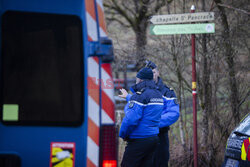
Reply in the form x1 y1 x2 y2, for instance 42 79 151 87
123 137 129 142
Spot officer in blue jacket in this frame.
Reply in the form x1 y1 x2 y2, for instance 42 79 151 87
119 67 164 167
146 61 180 167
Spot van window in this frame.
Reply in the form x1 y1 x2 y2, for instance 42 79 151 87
1 11 83 126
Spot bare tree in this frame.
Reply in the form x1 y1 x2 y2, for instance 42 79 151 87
198 0 213 161
214 0 240 125
104 0 173 69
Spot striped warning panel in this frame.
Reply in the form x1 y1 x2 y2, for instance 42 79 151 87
90 58 115 124
241 137 250 161
87 57 100 167
96 0 108 37
95 0 115 124
85 0 99 165
101 63 115 124
85 0 98 41
86 0 115 166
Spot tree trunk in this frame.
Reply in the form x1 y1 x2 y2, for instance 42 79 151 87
134 19 148 70
123 66 128 90
200 0 211 155
215 0 240 125
178 75 186 148
201 34 210 145
171 37 186 148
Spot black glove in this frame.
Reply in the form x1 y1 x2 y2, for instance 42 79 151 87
159 127 170 134
123 137 129 142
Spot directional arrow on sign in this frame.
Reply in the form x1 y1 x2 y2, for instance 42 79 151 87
150 23 215 35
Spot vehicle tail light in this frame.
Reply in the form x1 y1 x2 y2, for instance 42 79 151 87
100 125 118 167
103 160 117 167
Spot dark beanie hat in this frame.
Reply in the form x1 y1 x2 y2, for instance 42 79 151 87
145 60 157 69
136 67 153 80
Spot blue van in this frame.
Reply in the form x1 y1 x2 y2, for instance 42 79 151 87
0 0 117 167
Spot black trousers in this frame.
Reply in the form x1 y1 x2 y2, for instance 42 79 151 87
121 136 159 167
153 129 170 167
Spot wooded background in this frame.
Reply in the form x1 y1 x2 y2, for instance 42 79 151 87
104 0 250 166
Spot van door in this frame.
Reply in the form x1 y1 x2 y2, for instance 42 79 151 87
0 11 87 167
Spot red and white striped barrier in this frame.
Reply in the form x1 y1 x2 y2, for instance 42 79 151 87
86 0 115 166
87 57 100 167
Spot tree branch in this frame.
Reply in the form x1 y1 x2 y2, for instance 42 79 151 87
238 90 250 108
107 0 136 28
106 17 131 28
217 3 250 15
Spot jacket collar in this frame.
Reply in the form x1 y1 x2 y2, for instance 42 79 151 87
156 77 164 89
130 80 156 93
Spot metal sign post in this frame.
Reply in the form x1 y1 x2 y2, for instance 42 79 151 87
191 5 198 167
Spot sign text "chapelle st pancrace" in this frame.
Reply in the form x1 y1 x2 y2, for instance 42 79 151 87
150 12 214 24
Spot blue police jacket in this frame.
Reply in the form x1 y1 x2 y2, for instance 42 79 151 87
156 77 180 128
119 80 164 139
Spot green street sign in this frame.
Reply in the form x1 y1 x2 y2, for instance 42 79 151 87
150 23 215 35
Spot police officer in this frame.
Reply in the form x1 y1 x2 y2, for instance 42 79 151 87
146 61 180 167
119 67 164 167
